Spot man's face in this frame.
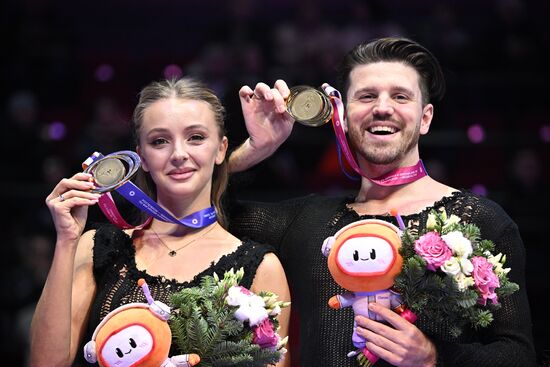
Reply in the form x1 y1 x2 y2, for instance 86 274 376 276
345 61 433 166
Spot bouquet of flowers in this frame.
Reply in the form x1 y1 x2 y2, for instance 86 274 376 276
394 208 519 337
169 268 289 367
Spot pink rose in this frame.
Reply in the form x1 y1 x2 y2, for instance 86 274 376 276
471 256 500 305
237 286 253 296
414 231 453 271
252 318 278 349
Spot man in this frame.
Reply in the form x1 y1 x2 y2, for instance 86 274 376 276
227 37 536 367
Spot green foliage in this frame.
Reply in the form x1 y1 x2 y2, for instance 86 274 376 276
170 268 285 367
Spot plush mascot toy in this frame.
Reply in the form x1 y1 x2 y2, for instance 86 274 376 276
83 279 200 367
321 219 416 366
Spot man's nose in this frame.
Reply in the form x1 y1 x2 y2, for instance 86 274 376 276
372 97 395 116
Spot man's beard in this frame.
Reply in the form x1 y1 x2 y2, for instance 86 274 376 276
349 125 421 166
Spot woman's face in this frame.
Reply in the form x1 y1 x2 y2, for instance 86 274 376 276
137 98 227 203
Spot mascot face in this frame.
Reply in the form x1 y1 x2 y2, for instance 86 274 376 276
100 324 154 366
324 219 403 292
336 234 396 276
93 306 171 367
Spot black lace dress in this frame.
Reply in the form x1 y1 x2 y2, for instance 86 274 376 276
75 224 274 367
227 190 537 367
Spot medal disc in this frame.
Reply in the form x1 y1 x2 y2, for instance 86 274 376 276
93 157 126 187
287 86 332 127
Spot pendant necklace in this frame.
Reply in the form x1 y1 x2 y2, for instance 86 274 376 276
150 223 217 257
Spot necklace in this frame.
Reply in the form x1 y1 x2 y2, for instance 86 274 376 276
149 223 217 257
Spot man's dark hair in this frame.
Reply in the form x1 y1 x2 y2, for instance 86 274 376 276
337 37 446 105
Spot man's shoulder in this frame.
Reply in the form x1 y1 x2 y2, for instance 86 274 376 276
451 190 516 230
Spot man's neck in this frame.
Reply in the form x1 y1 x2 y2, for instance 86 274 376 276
352 176 456 216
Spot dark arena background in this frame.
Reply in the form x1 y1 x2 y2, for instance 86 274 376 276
2 0 548 365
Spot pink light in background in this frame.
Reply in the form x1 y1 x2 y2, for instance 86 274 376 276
48 121 67 141
540 124 550 143
95 64 115 82
163 64 183 79
471 184 487 196
467 124 485 144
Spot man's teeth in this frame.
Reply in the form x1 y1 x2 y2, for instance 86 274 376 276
368 126 397 134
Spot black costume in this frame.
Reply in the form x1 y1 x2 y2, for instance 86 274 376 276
228 190 537 367
75 224 273 366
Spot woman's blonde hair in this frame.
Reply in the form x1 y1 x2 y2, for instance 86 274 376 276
131 77 229 227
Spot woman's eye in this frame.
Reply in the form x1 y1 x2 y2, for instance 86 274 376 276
151 138 168 146
189 134 205 142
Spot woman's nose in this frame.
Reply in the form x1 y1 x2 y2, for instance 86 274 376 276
171 142 189 163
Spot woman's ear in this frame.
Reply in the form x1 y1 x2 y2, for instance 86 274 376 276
215 136 229 165
136 146 149 172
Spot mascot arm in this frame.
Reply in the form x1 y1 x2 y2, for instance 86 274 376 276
328 292 355 309
161 353 201 367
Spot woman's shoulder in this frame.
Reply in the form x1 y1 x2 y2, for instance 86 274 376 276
90 223 135 271
211 238 277 288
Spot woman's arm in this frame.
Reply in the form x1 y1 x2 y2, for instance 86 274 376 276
251 252 292 367
30 172 101 367
29 230 97 367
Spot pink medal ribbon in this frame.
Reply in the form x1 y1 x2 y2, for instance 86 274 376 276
82 151 217 230
321 84 427 186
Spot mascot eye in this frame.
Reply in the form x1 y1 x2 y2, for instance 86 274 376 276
116 348 124 358
353 250 359 261
370 249 376 259
129 338 137 348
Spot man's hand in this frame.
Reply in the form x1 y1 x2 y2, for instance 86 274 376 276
229 80 295 173
355 303 437 367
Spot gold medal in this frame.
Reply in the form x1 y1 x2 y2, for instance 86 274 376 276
287 86 332 127
93 157 126 187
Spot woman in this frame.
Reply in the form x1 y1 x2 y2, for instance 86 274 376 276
29 77 291 366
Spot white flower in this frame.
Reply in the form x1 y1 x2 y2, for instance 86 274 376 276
226 286 269 326
487 252 511 276
454 273 475 291
441 257 461 275
268 305 281 316
426 212 438 230
442 214 461 229
441 231 473 258
460 258 474 275
226 286 250 306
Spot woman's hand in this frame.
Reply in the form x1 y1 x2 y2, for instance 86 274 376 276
45 172 101 243
355 303 437 367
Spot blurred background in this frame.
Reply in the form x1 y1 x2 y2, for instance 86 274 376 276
1 0 548 365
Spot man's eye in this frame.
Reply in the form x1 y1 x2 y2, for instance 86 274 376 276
359 94 374 101
394 94 409 102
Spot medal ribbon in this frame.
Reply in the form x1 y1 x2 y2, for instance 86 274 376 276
83 152 217 230
321 84 428 186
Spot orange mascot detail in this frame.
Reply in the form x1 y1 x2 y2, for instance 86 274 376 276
83 279 200 367
321 219 416 365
